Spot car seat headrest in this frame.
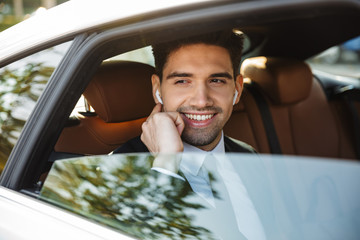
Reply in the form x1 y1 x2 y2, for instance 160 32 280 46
83 61 155 123
240 57 313 105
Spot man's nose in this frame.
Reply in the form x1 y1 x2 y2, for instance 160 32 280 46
189 84 213 108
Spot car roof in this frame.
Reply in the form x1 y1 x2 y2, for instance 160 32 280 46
0 0 212 63
1 0 360 65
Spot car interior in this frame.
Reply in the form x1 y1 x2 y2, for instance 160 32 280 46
53 53 360 161
48 1 360 164
54 61 155 156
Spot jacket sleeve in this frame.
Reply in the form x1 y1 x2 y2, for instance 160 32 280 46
112 136 149 154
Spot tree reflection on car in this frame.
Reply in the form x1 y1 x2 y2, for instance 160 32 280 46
0 63 53 171
41 154 220 239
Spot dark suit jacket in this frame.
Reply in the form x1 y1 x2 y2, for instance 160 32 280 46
113 135 256 154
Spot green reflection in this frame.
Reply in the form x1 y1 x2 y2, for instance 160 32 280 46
41 155 218 239
0 63 53 172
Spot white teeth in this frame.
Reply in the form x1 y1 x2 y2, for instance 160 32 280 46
184 114 214 121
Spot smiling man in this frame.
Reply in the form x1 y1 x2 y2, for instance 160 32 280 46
112 30 263 240
114 30 255 154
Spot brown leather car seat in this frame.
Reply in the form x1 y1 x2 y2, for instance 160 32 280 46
224 87 268 152
226 56 357 159
54 61 155 155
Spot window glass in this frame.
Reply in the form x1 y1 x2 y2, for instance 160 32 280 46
106 46 155 67
40 153 360 239
0 41 72 172
307 35 360 79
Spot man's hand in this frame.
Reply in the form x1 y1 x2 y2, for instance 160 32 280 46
141 103 185 153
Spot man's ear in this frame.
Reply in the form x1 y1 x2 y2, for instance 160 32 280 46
151 74 161 104
234 74 243 105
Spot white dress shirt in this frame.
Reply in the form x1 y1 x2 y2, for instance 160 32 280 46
151 131 266 240
179 131 225 207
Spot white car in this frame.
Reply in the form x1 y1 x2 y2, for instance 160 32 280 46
1 0 360 239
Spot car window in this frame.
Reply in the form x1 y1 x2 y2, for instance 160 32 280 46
40 153 360 240
0 41 72 173
307 35 360 79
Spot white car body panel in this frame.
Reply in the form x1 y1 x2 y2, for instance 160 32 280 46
0 187 134 240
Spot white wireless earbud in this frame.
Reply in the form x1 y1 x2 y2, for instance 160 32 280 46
233 90 238 105
156 90 163 104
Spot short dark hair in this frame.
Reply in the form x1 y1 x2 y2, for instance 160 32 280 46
152 30 244 81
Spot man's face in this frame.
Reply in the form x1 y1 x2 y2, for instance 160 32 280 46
152 43 242 151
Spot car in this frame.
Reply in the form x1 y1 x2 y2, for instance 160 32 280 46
1 0 360 239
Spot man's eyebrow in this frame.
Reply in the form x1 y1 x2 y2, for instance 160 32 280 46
210 72 233 79
166 72 193 80
166 72 233 80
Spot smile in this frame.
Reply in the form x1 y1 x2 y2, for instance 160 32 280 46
184 113 215 121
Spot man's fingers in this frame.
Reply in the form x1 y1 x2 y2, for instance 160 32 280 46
173 113 185 135
160 112 185 136
141 110 184 153
147 105 185 136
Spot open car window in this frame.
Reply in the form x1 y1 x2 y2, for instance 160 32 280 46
308 35 360 80
40 153 360 240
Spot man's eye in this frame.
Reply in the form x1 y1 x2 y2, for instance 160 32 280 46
175 80 188 84
210 79 226 83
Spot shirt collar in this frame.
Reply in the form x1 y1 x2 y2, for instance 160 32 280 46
181 131 225 175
